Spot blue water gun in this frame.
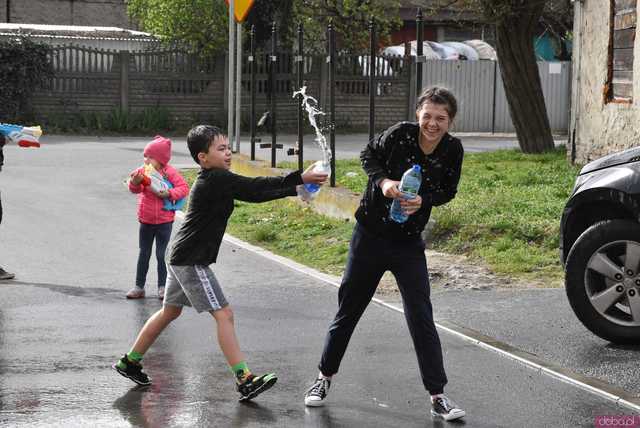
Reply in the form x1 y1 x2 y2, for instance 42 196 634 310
162 178 186 211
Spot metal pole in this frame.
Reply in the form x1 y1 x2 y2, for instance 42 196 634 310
328 21 336 187
416 8 424 96
368 17 376 143
234 22 242 153
297 23 304 172
227 0 235 142
270 22 277 168
250 25 256 161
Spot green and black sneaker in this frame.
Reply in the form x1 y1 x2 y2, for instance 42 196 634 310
237 373 277 402
112 355 151 386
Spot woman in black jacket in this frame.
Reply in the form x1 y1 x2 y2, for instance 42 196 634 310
304 87 465 422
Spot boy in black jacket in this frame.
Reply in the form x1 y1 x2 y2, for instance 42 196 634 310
114 125 328 401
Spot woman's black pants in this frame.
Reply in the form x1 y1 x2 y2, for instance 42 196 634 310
319 222 447 395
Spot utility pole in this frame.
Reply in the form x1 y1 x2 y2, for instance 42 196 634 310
227 0 235 147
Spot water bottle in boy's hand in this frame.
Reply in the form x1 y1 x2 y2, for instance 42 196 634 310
304 160 331 193
389 164 422 223
298 160 331 201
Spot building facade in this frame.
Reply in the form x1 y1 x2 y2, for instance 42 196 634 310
571 0 639 164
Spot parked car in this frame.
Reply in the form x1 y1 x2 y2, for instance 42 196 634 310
560 146 640 344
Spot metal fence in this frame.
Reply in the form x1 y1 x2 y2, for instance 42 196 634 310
33 44 570 135
421 60 571 133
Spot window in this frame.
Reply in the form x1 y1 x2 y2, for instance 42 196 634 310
607 0 637 103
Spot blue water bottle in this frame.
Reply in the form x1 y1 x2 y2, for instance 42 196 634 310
389 165 422 223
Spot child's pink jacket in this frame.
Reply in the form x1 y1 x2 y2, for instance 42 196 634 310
128 164 189 224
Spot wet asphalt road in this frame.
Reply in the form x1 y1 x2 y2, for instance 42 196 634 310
427 288 640 396
0 137 632 427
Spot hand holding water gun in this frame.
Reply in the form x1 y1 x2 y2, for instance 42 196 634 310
130 164 186 211
0 123 42 148
132 163 170 195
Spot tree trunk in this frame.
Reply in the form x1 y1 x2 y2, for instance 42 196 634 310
494 5 555 153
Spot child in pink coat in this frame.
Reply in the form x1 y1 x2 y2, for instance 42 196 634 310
127 136 189 300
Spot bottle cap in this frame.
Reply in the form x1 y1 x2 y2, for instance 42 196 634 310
412 164 421 173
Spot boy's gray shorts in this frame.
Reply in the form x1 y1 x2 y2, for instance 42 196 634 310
164 264 228 313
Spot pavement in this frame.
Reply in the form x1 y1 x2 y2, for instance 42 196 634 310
0 135 637 427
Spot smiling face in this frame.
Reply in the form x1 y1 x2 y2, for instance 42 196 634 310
416 102 451 146
198 135 231 170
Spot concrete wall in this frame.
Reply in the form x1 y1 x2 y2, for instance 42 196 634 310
572 0 640 164
5 0 132 28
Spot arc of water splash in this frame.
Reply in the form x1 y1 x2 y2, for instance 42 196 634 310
293 86 332 165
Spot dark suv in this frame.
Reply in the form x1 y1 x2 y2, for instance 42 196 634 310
561 146 640 344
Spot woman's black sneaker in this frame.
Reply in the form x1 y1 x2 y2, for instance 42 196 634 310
304 377 331 407
112 355 151 386
237 373 277 401
431 395 466 421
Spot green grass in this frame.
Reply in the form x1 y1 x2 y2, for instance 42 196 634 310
428 148 579 282
226 200 353 275
184 147 580 284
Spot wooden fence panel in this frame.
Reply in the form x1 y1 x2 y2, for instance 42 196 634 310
32 46 568 134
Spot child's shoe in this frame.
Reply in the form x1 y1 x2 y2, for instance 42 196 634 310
304 377 331 407
126 287 145 299
112 355 151 386
158 287 165 300
237 373 277 401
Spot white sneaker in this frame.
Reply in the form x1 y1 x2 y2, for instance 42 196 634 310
431 395 465 421
126 287 145 299
304 377 331 407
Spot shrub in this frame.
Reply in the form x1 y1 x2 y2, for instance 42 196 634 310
0 37 54 122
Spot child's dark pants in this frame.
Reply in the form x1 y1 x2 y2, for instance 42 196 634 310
136 221 173 289
318 222 448 395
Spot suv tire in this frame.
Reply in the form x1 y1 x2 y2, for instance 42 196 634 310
565 219 640 344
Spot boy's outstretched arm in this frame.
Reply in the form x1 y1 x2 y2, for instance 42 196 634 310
228 164 328 203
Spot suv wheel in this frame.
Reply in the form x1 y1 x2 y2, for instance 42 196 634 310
565 219 640 344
